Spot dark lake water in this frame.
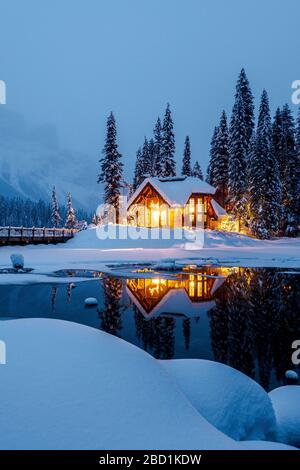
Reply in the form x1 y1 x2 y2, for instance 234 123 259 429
0 266 299 391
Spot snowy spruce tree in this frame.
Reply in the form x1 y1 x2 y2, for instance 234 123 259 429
228 69 254 223
296 108 300 221
65 192 76 228
141 137 153 176
206 126 219 185
207 111 229 204
280 104 299 235
235 68 255 149
161 103 176 177
181 136 192 176
51 186 61 228
248 90 281 238
133 147 143 191
153 117 163 176
192 161 203 180
98 112 123 221
148 138 156 176
228 92 248 222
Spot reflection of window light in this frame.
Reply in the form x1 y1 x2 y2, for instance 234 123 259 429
189 282 195 297
197 282 202 297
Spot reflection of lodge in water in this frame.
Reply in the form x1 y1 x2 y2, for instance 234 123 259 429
126 267 236 319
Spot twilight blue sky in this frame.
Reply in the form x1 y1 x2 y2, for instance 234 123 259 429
0 0 299 178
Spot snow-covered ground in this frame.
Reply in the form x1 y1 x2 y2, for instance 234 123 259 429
0 226 299 284
0 318 297 450
269 386 300 448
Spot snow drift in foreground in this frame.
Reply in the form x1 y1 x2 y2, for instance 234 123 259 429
0 319 297 450
0 318 237 450
161 359 277 441
269 386 300 448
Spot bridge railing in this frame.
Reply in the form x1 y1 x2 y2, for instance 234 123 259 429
0 227 77 239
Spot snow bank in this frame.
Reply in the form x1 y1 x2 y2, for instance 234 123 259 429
269 386 300 447
161 359 277 441
0 318 238 450
66 225 261 250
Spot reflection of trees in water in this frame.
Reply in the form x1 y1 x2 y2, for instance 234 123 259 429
183 318 191 351
134 307 175 359
51 286 57 311
98 276 123 337
209 269 300 390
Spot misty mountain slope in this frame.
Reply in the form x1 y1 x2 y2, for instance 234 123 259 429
0 108 102 211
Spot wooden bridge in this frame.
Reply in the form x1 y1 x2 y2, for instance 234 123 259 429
0 227 78 246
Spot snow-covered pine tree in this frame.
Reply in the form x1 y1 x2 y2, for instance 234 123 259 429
206 126 218 184
182 136 192 176
280 104 299 236
208 111 229 205
249 90 281 239
98 112 123 221
161 103 176 177
153 117 163 176
51 186 61 228
65 192 76 228
228 91 248 222
133 147 143 191
236 68 255 149
192 161 203 180
140 137 153 176
295 108 300 223
148 138 156 176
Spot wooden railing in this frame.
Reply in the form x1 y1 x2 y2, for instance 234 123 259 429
0 227 78 246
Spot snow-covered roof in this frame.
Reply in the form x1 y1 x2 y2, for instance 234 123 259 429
211 199 227 218
128 177 216 207
126 286 216 319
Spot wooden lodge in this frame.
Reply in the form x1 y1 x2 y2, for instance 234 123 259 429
127 176 229 230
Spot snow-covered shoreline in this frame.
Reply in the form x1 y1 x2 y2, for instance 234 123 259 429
0 227 299 284
0 318 299 450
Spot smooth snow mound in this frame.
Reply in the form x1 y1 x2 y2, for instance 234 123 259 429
269 386 300 447
161 359 277 441
66 225 260 250
0 318 238 450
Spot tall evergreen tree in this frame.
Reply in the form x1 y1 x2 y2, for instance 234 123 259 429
148 138 156 176
228 91 248 221
161 103 176 177
153 117 163 176
192 161 203 180
140 137 153 176
236 68 255 149
206 126 218 184
249 90 281 238
207 111 229 204
65 192 76 228
181 136 192 176
98 112 123 220
280 104 299 235
133 147 143 191
51 186 61 228
295 108 300 222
